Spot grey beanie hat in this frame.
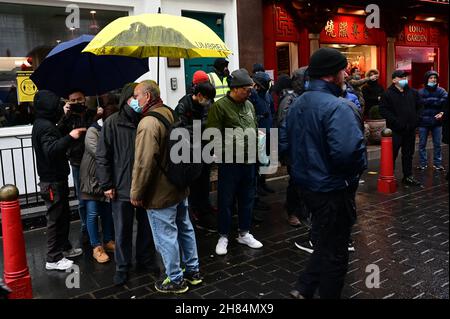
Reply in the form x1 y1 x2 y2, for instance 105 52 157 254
228 68 254 88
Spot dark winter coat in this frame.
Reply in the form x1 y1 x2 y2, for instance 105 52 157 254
248 88 274 132
57 107 96 166
379 84 422 133
174 94 208 127
418 86 448 127
362 81 384 114
279 79 367 192
95 104 141 201
31 90 74 183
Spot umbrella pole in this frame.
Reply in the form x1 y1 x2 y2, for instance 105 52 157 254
157 46 160 85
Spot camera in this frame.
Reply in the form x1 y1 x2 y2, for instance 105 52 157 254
69 103 86 114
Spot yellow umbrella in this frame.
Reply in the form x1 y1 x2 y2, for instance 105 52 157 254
83 13 232 83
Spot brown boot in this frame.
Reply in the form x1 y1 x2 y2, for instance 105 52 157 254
93 246 110 263
104 240 115 253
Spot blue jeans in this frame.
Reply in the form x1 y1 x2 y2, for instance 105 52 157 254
419 126 442 167
71 165 87 232
147 198 199 284
85 200 114 247
217 164 256 236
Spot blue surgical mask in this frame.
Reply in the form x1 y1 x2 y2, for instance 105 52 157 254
304 80 310 91
427 82 437 88
398 79 408 88
129 98 142 113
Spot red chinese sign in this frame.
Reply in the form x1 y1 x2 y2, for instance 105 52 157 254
320 15 383 44
397 23 440 46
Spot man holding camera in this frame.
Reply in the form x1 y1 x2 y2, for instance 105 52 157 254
58 90 98 249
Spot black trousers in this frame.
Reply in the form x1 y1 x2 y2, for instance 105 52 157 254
40 181 72 263
189 163 211 215
393 130 416 178
295 187 356 299
111 200 155 272
286 165 309 219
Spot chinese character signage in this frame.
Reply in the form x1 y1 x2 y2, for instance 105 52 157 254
320 15 382 44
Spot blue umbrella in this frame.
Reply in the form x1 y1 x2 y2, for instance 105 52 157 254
30 34 149 98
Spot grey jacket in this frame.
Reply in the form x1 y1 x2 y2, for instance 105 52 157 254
80 121 106 201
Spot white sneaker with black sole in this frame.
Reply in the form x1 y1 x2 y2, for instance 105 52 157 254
236 233 263 249
45 257 73 270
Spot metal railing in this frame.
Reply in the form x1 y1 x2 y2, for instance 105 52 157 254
0 135 43 208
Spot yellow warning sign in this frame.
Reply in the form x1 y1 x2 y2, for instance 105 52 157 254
16 71 37 103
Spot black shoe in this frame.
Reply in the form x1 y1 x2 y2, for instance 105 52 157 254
113 271 128 286
294 240 314 254
433 165 445 171
195 213 217 233
402 176 422 186
416 165 428 170
254 200 271 211
184 271 203 286
154 277 189 294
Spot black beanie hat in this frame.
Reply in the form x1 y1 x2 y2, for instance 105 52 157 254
214 58 229 70
228 68 254 88
308 48 348 78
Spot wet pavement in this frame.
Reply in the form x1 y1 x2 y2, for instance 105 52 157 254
0 146 448 299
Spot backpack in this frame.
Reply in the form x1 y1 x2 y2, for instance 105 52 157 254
147 106 203 190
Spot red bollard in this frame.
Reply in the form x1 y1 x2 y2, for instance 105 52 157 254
0 185 33 299
377 129 397 194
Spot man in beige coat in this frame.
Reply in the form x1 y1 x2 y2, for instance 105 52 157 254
130 80 201 294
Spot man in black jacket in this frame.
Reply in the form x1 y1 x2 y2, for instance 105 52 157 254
58 90 97 246
175 71 217 232
32 90 86 270
96 82 156 286
380 70 423 186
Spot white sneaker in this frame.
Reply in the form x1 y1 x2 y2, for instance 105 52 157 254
215 237 229 255
236 233 263 249
63 248 83 258
45 257 73 270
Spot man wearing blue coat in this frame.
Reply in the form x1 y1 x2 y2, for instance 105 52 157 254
280 48 367 299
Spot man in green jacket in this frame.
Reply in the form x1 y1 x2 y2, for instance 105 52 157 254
207 68 263 256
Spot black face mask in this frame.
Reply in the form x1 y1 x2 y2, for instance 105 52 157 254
70 103 86 114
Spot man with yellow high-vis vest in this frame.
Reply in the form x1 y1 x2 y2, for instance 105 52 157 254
208 58 230 102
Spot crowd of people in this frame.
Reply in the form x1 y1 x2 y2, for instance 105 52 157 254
31 48 448 298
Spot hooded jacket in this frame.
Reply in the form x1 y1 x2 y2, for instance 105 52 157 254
95 83 140 201
379 84 422 133
418 71 448 127
31 90 74 182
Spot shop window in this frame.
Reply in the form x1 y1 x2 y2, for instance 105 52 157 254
0 3 127 128
395 46 439 89
321 44 378 77
276 42 298 76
